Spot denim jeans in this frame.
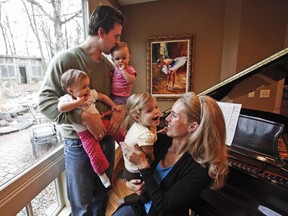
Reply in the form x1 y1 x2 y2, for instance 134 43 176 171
64 135 115 216
112 205 139 216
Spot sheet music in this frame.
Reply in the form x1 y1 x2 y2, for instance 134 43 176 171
217 102 242 146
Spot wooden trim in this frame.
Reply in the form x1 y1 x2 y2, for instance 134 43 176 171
0 146 65 215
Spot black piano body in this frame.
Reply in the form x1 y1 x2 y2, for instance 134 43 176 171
168 47 288 215
191 111 288 215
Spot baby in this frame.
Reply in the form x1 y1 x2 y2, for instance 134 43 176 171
58 69 125 188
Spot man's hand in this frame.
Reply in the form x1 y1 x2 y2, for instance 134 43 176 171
112 104 123 113
107 105 125 135
81 111 105 140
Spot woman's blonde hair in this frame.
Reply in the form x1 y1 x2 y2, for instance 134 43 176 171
123 93 154 132
179 92 228 190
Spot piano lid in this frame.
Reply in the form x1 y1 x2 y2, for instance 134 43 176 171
197 46 288 139
190 48 288 216
198 47 288 102
197 47 288 163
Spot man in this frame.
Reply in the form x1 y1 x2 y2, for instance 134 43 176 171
38 5 126 215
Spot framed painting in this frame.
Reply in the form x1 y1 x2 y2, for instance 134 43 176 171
146 34 194 100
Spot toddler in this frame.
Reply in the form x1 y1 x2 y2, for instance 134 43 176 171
110 42 137 105
121 92 161 203
58 69 125 188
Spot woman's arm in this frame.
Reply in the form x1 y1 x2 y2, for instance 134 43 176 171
120 142 150 170
121 136 211 213
141 145 155 164
140 156 210 212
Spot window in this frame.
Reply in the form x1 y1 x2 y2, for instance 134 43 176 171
0 65 16 78
31 65 42 77
0 0 85 215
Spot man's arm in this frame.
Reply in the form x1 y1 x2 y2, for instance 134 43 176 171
81 111 105 140
38 51 82 125
106 105 126 135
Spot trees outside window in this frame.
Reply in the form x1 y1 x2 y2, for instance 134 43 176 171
0 0 84 215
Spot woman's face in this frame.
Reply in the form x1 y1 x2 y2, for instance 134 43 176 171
165 100 190 138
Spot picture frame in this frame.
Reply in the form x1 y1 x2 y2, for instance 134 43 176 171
146 34 194 100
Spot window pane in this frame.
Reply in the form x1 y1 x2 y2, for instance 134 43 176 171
0 124 62 186
8 65 15 77
16 181 58 216
1 66 8 77
0 0 84 212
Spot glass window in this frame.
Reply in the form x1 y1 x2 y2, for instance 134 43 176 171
0 65 16 77
8 65 16 77
0 65 8 77
31 65 42 77
0 0 84 214
16 181 58 216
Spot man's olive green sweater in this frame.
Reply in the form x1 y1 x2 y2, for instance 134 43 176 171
38 46 114 138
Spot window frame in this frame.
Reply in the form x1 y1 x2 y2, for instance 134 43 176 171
0 64 17 78
0 1 92 215
0 146 65 215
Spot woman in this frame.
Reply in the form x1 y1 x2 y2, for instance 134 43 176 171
113 92 228 216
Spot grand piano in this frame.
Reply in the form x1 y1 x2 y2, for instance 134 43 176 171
171 47 288 215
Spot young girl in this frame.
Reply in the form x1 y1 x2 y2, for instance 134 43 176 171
110 42 137 105
58 69 125 188
120 92 161 203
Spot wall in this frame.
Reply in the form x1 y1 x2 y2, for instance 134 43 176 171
88 0 288 112
119 0 288 111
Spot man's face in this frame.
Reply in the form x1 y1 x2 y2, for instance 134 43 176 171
102 23 122 54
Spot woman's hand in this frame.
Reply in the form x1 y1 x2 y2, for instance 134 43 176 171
126 179 145 196
119 142 150 169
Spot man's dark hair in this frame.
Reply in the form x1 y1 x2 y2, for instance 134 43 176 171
89 5 125 36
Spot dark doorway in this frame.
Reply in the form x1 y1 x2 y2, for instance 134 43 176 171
19 67 27 84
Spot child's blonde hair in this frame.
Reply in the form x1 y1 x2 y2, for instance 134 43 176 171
111 42 130 56
60 69 88 91
123 92 154 132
